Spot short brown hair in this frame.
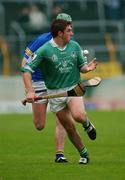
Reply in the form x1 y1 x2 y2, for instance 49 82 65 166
51 19 71 38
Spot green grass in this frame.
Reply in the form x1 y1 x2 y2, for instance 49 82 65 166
0 111 125 180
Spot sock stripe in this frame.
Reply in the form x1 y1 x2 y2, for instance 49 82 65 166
80 147 89 158
56 150 64 155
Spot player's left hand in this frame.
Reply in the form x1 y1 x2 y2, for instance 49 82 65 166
87 58 98 71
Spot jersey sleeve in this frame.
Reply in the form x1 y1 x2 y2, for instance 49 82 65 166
21 46 44 73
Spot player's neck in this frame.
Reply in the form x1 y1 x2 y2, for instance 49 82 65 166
53 37 67 49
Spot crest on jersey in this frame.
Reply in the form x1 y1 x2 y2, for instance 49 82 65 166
52 54 58 62
71 51 77 58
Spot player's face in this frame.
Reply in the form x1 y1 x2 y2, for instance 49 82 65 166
62 25 74 44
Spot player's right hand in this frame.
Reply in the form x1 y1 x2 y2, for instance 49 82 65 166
26 91 36 103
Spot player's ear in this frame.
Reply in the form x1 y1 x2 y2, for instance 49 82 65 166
58 31 63 38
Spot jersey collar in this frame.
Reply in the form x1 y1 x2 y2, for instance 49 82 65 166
50 38 67 51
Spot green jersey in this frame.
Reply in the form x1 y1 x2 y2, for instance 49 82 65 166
22 39 87 89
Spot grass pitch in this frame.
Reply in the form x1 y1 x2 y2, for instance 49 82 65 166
0 111 125 180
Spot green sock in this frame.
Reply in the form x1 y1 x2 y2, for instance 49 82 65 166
79 147 89 158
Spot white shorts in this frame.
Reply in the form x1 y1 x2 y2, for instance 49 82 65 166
32 81 48 104
48 85 76 113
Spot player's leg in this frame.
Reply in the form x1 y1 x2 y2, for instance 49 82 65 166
32 81 48 131
68 97 96 140
32 81 68 162
55 117 67 162
32 102 67 162
32 102 47 130
56 107 89 164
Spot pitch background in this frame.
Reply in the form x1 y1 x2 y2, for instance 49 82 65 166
0 111 125 180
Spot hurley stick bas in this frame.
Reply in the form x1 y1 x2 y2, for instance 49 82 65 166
22 77 101 106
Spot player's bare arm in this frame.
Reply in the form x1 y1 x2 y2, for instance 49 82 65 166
21 57 27 67
22 72 36 103
80 58 97 73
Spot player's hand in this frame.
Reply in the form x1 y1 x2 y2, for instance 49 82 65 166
26 91 36 103
87 58 98 71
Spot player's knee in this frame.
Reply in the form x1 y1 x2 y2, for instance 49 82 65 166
73 112 87 123
35 123 45 131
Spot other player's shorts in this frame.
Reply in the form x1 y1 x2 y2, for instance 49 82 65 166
32 81 48 104
48 85 76 113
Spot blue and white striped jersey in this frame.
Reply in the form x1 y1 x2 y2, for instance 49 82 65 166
24 32 52 81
